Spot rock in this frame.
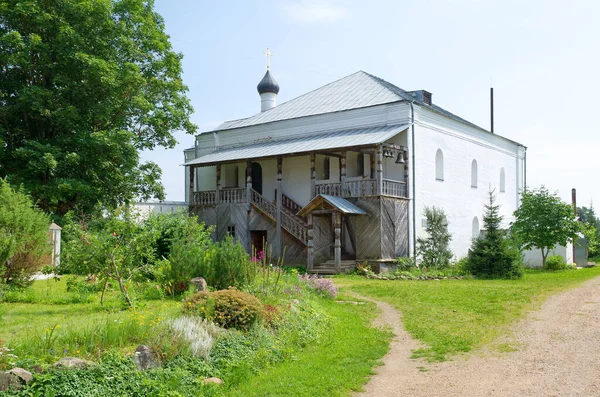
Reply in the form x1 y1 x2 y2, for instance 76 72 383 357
8 368 33 384
53 357 97 369
190 277 208 291
203 377 223 385
0 372 21 392
133 345 161 371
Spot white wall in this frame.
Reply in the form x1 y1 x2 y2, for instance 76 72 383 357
523 244 573 268
413 105 525 259
282 155 311 206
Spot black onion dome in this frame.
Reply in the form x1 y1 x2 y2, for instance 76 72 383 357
257 70 280 94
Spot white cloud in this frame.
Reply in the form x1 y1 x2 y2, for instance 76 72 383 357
283 0 348 23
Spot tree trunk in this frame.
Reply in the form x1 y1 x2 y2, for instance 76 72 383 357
542 248 548 269
111 256 133 308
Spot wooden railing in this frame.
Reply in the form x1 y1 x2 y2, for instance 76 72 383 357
219 188 246 204
250 189 308 245
345 179 377 197
315 182 342 197
382 179 407 198
193 190 217 205
282 192 303 215
314 179 407 199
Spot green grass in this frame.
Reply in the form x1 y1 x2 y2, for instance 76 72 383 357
336 267 600 361
225 295 392 397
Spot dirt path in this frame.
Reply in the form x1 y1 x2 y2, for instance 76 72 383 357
352 275 600 397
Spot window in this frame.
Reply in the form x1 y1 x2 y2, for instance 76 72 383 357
357 153 365 176
500 167 505 192
472 217 480 239
435 149 444 181
322 157 330 180
471 159 478 188
227 226 236 239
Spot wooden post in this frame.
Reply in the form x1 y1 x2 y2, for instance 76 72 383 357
340 151 346 197
307 213 314 272
276 157 283 258
370 152 375 180
246 161 252 200
334 211 341 273
376 145 383 195
310 152 316 198
188 166 195 205
216 164 221 204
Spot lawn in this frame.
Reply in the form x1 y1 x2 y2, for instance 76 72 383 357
0 277 391 396
336 267 600 361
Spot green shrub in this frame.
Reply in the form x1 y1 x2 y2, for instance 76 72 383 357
545 255 571 270
184 289 264 331
395 256 418 271
0 179 51 287
467 191 523 279
417 207 453 269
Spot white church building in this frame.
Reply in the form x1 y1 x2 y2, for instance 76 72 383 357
184 67 526 273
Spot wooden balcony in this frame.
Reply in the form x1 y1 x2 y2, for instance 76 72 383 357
314 178 406 199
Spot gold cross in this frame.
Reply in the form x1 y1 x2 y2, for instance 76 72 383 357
263 47 273 70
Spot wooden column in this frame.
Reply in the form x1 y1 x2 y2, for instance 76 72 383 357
216 164 221 204
340 151 346 197
276 157 283 258
376 145 383 195
188 166 195 206
310 152 316 198
334 211 342 273
246 161 252 199
307 213 314 272
370 152 375 179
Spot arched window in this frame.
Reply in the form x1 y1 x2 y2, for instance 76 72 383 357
435 149 444 181
471 159 478 188
472 217 480 239
500 168 506 192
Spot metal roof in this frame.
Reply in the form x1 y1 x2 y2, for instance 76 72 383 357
217 71 405 130
184 124 409 166
297 194 367 216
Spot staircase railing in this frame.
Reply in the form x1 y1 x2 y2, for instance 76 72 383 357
250 189 308 245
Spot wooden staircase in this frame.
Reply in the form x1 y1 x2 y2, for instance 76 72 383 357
311 260 357 275
249 189 308 245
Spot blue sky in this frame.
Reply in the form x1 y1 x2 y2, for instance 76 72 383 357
144 0 600 207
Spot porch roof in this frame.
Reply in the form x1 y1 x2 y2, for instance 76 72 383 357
184 124 409 166
297 194 367 216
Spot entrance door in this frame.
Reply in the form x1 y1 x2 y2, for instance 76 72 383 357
251 162 262 195
312 214 333 264
251 230 267 257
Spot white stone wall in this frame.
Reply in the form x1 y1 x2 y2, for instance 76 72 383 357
413 105 525 259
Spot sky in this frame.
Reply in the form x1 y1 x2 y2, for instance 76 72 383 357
144 0 600 207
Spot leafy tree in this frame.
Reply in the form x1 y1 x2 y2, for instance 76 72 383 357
0 179 51 286
512 187 582 268
466 191 522 279
417 206 453 269
577 205 600 257
0 0 196 217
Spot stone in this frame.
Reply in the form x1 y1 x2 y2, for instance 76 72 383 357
203 377 223 385
8 368 33 384
0 372 21 392
53 357 97 369
190 277 208 291
133 345 161 371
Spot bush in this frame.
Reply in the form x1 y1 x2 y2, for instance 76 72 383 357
298 274 338 299
417 207 453 269
395 256 418 271
183 289 264 331
0 179 51 287
467 191 523 279
545 255 571 270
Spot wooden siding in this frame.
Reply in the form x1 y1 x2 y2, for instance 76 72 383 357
380 197 409 259
216 203 250 251
190 206 217 240
349 197 382 259
248 207 306 265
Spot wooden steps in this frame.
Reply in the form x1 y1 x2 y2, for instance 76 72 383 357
310 260 356 275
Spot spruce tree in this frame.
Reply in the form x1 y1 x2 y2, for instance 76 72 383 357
467 191 522 279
